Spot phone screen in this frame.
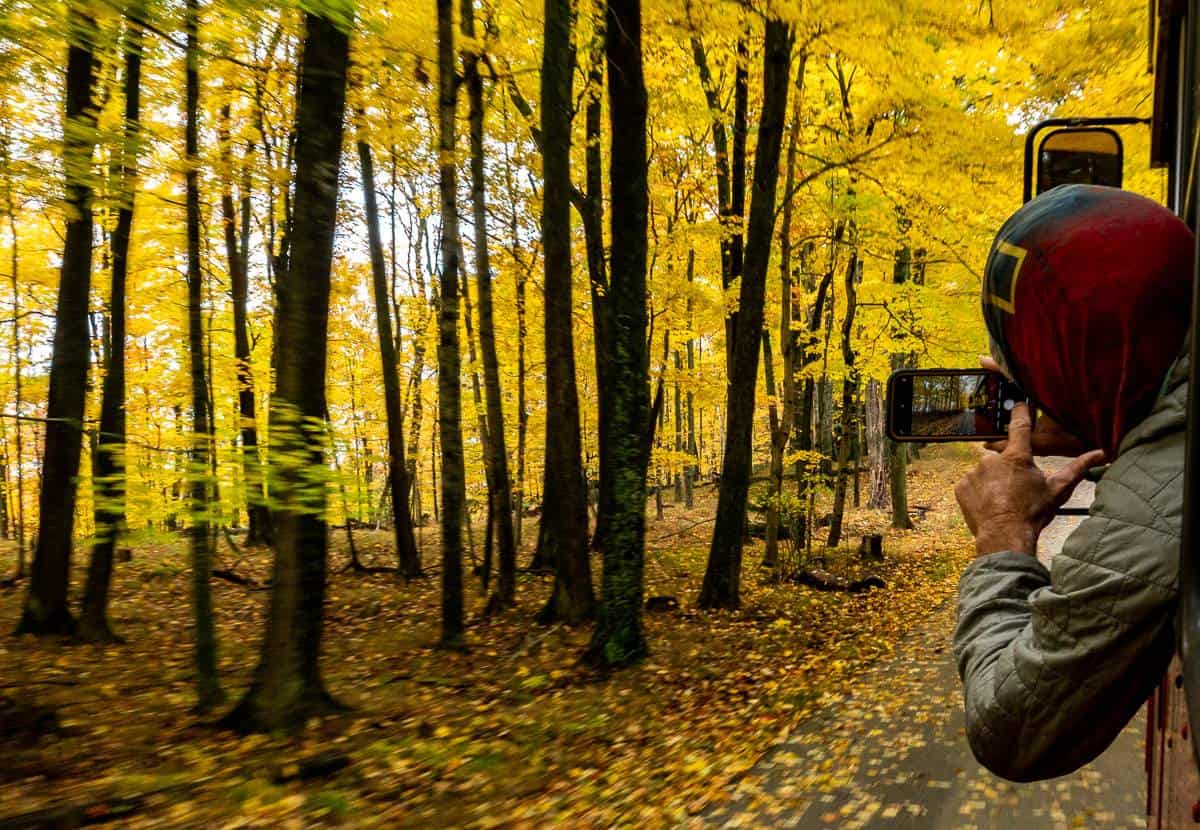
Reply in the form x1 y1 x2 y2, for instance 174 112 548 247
887 370 1029 441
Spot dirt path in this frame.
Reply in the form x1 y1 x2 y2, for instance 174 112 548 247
706 460 1147 829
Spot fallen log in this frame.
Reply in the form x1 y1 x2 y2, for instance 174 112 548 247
793 568 885 594
211 568 269 590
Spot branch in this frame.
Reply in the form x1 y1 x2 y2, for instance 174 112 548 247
773 131 908 220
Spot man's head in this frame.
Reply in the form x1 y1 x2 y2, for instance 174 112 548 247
982 184 1194 458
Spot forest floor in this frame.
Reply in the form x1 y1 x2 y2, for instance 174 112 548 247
0 445 978 828
705 465 1147 829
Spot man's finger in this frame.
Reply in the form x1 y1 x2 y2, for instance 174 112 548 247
1047 449 1108 495
980 356 1004 374
1003 403 1033 457
983 439 1006 452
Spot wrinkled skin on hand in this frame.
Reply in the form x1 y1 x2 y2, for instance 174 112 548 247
955 402 1106 557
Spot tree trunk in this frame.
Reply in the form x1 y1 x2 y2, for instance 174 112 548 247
80 11 143 644
582 47 614 556
458 239 492 575
221 9 350 732
2 126 26 579
818 376 834 472
183 0 223 710
434 0 468 649
514 243 528 550
15 3 97 636
684 249 697 510
826 251 859 550
761 331 784 570
866 378 888 510
219 109 271 547
672 350 684 502
357 124 421 578
535 0 595 624
497 104 529 551
763 53 806 572
889 354 914 530
585 0 649 667
726 35 748 374
462 0 518 612
698 19 793 610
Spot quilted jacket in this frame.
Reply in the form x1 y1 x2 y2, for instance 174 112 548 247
954 345 1188 782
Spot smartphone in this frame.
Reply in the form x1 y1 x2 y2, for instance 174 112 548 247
886 369 1031 442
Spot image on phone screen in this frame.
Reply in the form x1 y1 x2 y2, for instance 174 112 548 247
887 370 1028 441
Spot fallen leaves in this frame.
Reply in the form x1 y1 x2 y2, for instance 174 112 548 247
0 447 975 827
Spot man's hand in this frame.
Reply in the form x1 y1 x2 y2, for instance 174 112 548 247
955 403 1106 557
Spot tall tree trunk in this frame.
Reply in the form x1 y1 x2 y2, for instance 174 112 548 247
221 9 350 732
183 0 222 710
458 243 493 587
357 123 421 577
761 330 784 570
688 34 735 375
698 19 793 610
462 0 518 612
866 378 888 509
888 358 913 529
725 35 748 374
826 251 859 549
684 248 697 509
80 11 144 643
581 45 615 555
763 53 805 571
586 0 649 666
497 103 529 550
3 106 27 579
514 243 528 550
435 0 468 649
535 0 594 624
672 350 683 501
16 3 97 635
220 108 271 547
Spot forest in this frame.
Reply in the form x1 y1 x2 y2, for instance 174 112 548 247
0 0 1159 825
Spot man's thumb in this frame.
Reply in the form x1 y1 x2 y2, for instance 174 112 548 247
1048 450 1107 494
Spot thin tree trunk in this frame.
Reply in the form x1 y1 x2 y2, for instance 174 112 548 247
221 9 350 732
698 19 793 610
763 53 805 571
673 350 683 502
183 0 222 709
435 0 468 649
889 353 913 529
585 0 649 667
80 11 143 643
458 252 493 588
725 34 748 374
866 378 888 509
220 107 271 547
578 41 615 555
826 251 859 550
462 0 518 613
357 120 421 577
761 331 784 570
853 382 862 509
514 236 528 550
684 249 697 509
3 108 27 579
536 0 594 624
15 2 97 636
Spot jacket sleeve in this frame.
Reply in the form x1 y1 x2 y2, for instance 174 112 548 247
953 431 1182 782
